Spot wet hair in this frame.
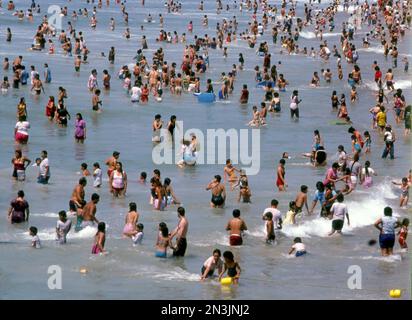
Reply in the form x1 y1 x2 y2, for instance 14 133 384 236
232 209 240 218
223 251 234 261
294 237 302 243
155 114 161 120
91 193 100 201
213 249 221 256
79 177 87 185
137 223 144 230
140 171 147 179
76 113 83 120
289 201 296 209
264 211 273 220
164 178 171 186
93 162 100 168
153 169 161 176
159 222 167 230
271 199 278 206
97 222 106 233
280 159 286 165
384 206 392 217
401 218 409 227
177 207 185 216
113 151 120 156
18 190 25 198
316 181 324 192
214 175 222 182
81 163 88 169
29 226 38 235
129 202 137 211
161 226 169 238
332 162 340 169
59 210 67 219
301 185 308 192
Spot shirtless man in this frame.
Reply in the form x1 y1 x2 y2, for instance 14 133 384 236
276 159 287 191
295 185 309 215
206 175 226 208
31 74 44 95
148 65 158 92
226 209 247 246
105 151 120 178
169 207 189 257
69 177 87 215
77 193 100 230
224 158 239 190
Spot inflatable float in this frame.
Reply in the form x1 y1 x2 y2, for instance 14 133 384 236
194 92 216 103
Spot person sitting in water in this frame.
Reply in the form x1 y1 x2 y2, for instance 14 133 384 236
288 237 306 257
200 249 224 280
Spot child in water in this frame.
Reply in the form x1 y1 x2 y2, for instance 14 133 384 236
93 162 102 188
398 218 409 250
132 223 144 246
288 237 306 257
30 226 41 248
392 177 410 207
56 210 72 244
219 251 241 284
92 222 106 254
263 211 275 244
283 201 297 225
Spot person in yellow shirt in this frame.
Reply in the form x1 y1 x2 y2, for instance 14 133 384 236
376 106 387 133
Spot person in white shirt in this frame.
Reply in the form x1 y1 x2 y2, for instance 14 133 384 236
288 237 306 257
15 116 30 144
130 81 142 103
201 249 224 280
93 162 102 188
132 223 144 246
328 193 350 236
30 226 41 248
56 211 72 244
262 199 283 229
360 160 377 188
38 150 50 184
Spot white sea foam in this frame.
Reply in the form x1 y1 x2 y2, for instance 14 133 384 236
300 31 316 39
136 266 201 282
357 47 384 54
279 181 400 238
21 226 97 241
31 212 59 218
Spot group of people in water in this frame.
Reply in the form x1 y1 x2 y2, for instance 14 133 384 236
2 0 411 287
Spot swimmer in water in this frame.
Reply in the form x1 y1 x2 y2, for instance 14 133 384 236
226 209 247 246
219 251 241 284
392 177 410 208
206 175 226 208
91 222 106 255
276 159 287 191
224 159 239 191
123 202 139 238
288 237 306 257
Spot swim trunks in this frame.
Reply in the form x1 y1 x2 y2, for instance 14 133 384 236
379 233 395 249
211 194 224 206
155 251 167 258
296 251 306 257
332 219 344 231
173 237 187 257
229 234 243 246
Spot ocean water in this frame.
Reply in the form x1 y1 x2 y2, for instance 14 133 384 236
0 0 411 299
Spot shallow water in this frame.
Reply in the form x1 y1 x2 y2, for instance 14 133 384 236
0 0 411 299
